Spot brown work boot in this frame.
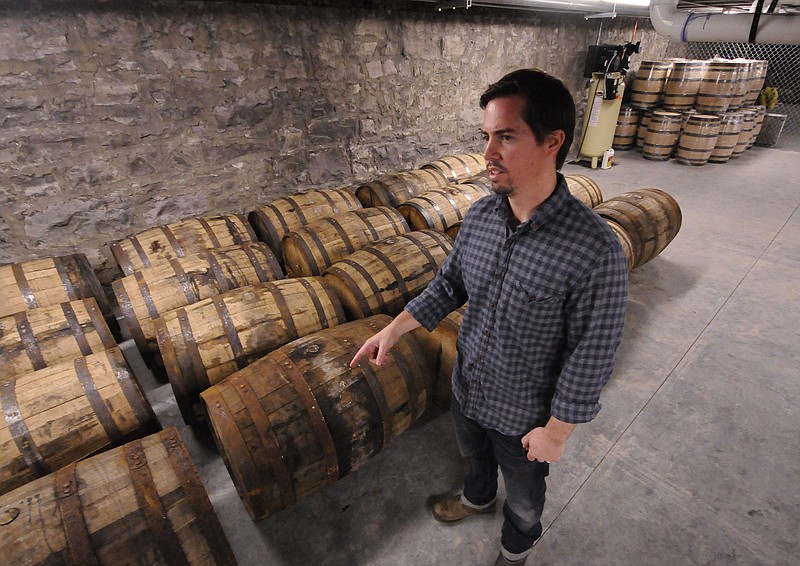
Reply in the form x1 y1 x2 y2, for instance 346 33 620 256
428 491 495 524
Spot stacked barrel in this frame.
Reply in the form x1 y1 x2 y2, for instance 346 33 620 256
0 254 235 562
614 57 769 165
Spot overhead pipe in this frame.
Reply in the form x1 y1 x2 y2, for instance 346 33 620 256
649 0 800 44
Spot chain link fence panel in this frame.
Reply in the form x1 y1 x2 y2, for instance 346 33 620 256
684 42 800 151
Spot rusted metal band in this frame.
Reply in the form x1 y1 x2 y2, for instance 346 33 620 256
284 195 308 226
421 196 446 229
61 301 93 356
124 439 191 566
384 336 425 421
55 462 100 566
272 349 339 485
267 282 298 339
297 277 331 330
161 226 186 258
364 246 409 304
453 154 473 177
113 282 150 353
351 348 392 450
212 297 246 370
292 230 326 276
82 299 117 349
308 223 335 272
54 257 79 301
242 243 271 283
161 429 236 565
232 213 258 244
177 308 211 394
205 249 232 292
339 187 361 210
169 257 201 304
74 356 124 446
197 217 221 248
375 205 409 234
328 263 373 317
1 378 49 477
111 349 160 430
412 231 451 267
437 160 459 182
110 242 136 275
230 373 297 509
263 204 289 248
440 190 463 219
316 189 340 211
134 271 161 321
11 264 38 309
129 236 153 270
352 211 380 242
14 311 46 371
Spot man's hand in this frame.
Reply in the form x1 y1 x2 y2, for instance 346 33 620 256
349 310 422 368
521 417 577 463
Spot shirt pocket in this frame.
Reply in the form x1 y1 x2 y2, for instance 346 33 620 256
506 278 567 340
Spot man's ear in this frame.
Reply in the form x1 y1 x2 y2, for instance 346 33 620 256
545 130 566 155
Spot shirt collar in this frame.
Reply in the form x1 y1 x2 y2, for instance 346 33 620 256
493 173 570 232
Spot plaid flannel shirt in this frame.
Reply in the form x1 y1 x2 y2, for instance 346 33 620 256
406 174 629 435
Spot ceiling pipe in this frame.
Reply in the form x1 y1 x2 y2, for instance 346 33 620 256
649 0 800 44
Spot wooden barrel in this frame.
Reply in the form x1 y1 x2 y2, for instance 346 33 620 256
200 315 433 521
661 59 708 111
0 298 117 381
747 105 767 148
113 242 284 368
281 207 409 277
675 114 722 166
728 59 753 111
396 182 491 232
323 230 454 320
355 168 449 208
110 214 257 276
463 170 492 192
565 174 604 208
0 347 160 496
695 60 741 114
744 59 769 106
605 219 636 271
247 188 362 262
410 307 465 410
642 110 682 161
421 153 486 184
155 277 347 424
593 188 682 269
731 108 757 158
0 254 116 336
708 111 744 163
445 222 462 240
629 60 672 109
635 109 653 152
612 105 640 150
0 427 236 565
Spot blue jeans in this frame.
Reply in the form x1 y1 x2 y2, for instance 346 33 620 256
450 397 549 556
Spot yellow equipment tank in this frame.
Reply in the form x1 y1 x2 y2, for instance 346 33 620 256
578 72 625 169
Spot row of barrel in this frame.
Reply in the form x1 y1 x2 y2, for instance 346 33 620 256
614 103 767 165
0 153 490 563
0 154 682 562
629 57 768 115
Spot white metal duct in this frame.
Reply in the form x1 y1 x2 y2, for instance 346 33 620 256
650 0 800 44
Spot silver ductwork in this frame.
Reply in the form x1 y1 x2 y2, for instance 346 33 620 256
649 0 800 44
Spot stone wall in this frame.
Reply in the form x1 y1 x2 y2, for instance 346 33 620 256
0 0 678 282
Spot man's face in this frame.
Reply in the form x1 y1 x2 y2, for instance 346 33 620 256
481 95 553 197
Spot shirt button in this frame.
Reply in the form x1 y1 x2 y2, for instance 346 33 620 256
478 356 484 364
483 329 490 336
490 303 496 311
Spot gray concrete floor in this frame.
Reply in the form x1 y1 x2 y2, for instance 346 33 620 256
121 144 800 566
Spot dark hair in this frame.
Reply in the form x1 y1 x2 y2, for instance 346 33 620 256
480 68 576 170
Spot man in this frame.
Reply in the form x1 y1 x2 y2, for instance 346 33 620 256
350 68 628 565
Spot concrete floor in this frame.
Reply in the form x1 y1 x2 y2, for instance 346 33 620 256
121 143 800 566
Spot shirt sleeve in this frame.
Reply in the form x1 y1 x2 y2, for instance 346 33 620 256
404 232 468 331
549 241 629 424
